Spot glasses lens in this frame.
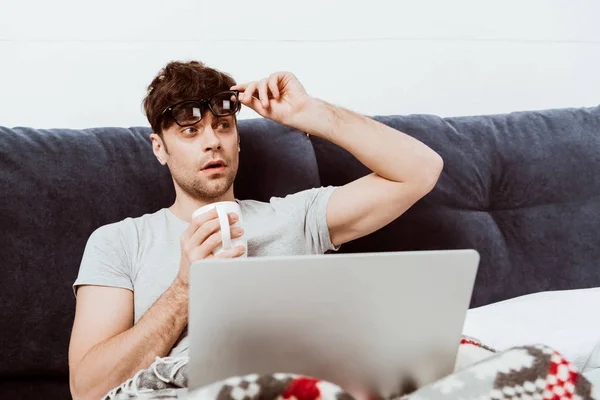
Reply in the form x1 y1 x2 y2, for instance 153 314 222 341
208 91 239 116
171 101 203 126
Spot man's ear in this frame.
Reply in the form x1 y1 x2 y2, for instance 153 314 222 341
150 132 169 165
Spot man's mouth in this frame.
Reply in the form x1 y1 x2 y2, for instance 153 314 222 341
201 160 226 174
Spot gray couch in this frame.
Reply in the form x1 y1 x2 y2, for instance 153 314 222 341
1 106 599 399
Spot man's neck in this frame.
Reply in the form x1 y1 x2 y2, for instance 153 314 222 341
168 186 235 223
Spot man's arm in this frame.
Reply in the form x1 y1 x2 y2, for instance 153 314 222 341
69 208 244 400
233 72 443 247
68 281 188 400
293 99 443 247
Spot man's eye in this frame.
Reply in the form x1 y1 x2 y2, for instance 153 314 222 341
218 121 231 129
182 127 197 135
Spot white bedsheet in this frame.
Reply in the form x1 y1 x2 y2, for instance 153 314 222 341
463 287 600 373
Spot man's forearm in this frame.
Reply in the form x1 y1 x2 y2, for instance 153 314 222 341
71 280 188 400
293 98 443 183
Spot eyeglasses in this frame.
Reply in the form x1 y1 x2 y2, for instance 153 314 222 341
160 90 241 127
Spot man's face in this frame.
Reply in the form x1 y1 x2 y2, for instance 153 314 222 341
154 113 239 201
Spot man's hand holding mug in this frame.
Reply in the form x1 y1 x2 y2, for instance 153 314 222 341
176 202 247 287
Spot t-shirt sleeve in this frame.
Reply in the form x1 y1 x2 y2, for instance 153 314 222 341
273 185 340 254
72 220 135 297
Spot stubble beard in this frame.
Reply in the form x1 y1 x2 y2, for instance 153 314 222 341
173 166 237 202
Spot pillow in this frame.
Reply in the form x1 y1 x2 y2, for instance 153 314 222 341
462 288 600 373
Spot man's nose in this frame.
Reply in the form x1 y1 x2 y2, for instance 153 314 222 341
201 126 221 151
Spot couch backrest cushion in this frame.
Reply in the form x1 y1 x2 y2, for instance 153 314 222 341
3 106 599 379
311 106 600 307
0 119 320 377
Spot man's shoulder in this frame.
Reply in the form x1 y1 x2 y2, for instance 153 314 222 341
128 207 171 227
237 186 337 214
89 208 169 242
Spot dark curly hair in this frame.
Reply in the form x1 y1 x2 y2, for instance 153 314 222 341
143 60 237 135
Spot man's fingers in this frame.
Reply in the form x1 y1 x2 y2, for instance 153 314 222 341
230 83 247 91
241 82 258 103
228 212 239 225
182 208 218 241
198 230 227 258
195 210 238 228
192 208 218 227
230 226 244 238
268 74 280 99
213 245 247 259
233 72 286 101
190 225 245 260
198 226 245 258
258 79 270 108
241 93 267 115
188 212 239 244
187 217 221 251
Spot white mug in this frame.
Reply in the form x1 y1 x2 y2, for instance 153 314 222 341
192 201 247 257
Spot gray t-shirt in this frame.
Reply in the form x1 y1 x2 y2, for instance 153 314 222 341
73 186 338 357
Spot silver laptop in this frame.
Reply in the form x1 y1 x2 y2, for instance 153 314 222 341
188 250 479 398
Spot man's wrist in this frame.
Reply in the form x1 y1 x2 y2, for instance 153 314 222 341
171 277 189 299
288 97 337 139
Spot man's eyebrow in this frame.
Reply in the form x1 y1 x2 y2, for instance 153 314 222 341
214 115 234 122
180 120 204 129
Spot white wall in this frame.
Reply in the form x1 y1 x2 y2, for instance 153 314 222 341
0 0 599 129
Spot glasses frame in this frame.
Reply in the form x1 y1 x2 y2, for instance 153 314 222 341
159 90 241 128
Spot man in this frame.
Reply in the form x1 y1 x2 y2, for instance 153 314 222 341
68 60 443 400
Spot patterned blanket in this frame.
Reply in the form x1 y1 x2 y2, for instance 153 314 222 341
104 338 595 400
